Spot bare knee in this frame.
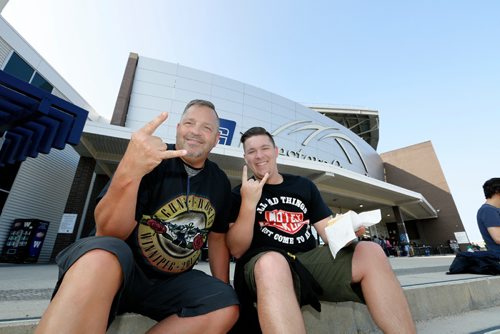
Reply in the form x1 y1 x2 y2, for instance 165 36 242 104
254 252 291 282
77 249 120 268
355 241 387 259
67 249 122 281
352 241 392 280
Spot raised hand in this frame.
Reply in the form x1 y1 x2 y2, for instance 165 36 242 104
122 112 187 179
240 165 270 207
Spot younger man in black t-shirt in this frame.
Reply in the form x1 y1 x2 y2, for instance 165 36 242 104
227 127 415 334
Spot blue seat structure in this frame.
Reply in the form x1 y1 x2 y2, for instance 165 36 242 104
0 70 89 167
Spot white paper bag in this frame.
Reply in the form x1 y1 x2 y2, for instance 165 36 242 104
325 209 381 258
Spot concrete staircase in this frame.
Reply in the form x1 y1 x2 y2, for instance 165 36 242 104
2 276 498 334
1 257 500 333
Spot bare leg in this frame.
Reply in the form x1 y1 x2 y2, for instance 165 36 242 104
254 252 305 334
146 305 238 334
351 241 416 334
35 249 123 334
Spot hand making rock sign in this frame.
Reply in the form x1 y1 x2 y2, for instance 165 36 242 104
121 112 187 180
240 165 269 208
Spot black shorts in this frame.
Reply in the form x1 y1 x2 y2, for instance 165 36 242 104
54 236 239 326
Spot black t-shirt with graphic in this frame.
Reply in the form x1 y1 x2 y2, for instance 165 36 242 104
101 144 231 278
230 174 332 254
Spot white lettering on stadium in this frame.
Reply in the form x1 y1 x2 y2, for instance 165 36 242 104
279 147 342 167
271 120 369 174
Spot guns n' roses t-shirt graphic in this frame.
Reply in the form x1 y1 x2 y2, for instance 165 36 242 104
138 194 215 274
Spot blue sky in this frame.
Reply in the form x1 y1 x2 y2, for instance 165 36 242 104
3 0 500 242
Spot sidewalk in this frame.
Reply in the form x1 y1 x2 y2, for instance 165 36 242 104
1 255 500 333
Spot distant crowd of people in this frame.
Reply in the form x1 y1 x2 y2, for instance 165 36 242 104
363 235 444 257
365 234 487 257
365 235 394 256
360 234 414 257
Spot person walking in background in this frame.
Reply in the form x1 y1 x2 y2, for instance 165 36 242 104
384 237 394 256
227 126 415 334
477 177 500 255
35 100 239 334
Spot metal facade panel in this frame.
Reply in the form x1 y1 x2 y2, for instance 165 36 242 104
51 87 69 101
0 36 11 67
0 146 79 263
128 56 385 179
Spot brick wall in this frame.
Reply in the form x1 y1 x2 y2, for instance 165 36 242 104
50 157 96 260
80 174 109 238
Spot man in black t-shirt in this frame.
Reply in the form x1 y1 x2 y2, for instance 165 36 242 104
36 100 238 334
227 127 415 334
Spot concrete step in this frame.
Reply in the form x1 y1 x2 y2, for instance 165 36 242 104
1 257 499 333
2 275 498 334
106 275 500 334
302 275 500 333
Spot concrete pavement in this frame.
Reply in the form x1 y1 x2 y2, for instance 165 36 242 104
0 255 500 333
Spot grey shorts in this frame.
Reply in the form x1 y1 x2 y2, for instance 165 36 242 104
54 236 239 326
244 243 364 304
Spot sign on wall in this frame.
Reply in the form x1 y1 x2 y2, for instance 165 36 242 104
454 231 469 244
218 118 236 146
58 213 78 234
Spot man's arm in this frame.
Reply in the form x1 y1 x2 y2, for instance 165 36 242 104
207 232 231 283
226 202 256 259
312 216 331 244
226 166 269 258
94 168 142 239
94 113 186 239
487 226 500 244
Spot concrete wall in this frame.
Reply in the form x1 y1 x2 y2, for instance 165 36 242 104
381 141 465 248
0 147 80 263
